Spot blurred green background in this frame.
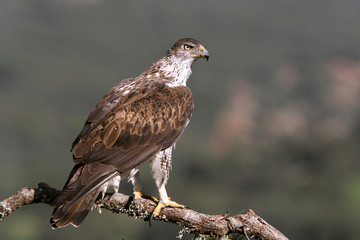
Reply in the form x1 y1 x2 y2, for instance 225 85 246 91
1 0 360 239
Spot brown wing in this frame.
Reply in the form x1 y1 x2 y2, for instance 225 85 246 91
51 78 193 228
72 78 193 173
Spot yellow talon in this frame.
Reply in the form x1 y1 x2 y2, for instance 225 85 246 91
133 191 158 202
153 202 166 217
152 198 186 217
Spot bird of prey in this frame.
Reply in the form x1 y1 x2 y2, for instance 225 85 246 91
50 38 209 228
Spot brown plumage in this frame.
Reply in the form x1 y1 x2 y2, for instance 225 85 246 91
50 38 209 228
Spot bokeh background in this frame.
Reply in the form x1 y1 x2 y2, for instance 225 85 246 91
1 0 360 239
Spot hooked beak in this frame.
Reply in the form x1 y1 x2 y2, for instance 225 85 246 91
200 46 210 61
199 45 210 61
202 49 210 61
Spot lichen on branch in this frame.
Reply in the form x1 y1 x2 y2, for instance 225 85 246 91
0 183 288 240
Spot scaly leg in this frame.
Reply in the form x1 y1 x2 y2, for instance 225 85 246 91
152 182 185 217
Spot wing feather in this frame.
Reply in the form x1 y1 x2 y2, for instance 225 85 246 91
72 78 193 174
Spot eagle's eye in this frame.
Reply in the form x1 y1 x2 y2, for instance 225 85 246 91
183 44 193 50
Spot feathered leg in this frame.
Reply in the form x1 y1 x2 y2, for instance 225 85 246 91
150 146 185 217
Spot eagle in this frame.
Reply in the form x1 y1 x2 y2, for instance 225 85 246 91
50 38 209 228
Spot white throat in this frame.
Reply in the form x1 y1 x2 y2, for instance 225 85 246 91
161 55 193 87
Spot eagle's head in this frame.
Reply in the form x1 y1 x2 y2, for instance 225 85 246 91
142 38 209 86
168 38 209 62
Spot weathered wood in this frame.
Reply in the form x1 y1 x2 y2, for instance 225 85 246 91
0 183 288 240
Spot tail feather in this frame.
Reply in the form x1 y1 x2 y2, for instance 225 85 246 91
50 163 118 228
50 189 99 228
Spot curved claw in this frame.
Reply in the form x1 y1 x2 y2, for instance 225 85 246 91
152 198 186 218
133 191 158 202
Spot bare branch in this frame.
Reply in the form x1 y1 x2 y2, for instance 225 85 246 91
0 183 288 240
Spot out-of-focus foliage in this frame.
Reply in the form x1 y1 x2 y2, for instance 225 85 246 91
1 0 360 239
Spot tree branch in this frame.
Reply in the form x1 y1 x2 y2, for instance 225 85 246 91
0 183 288 240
